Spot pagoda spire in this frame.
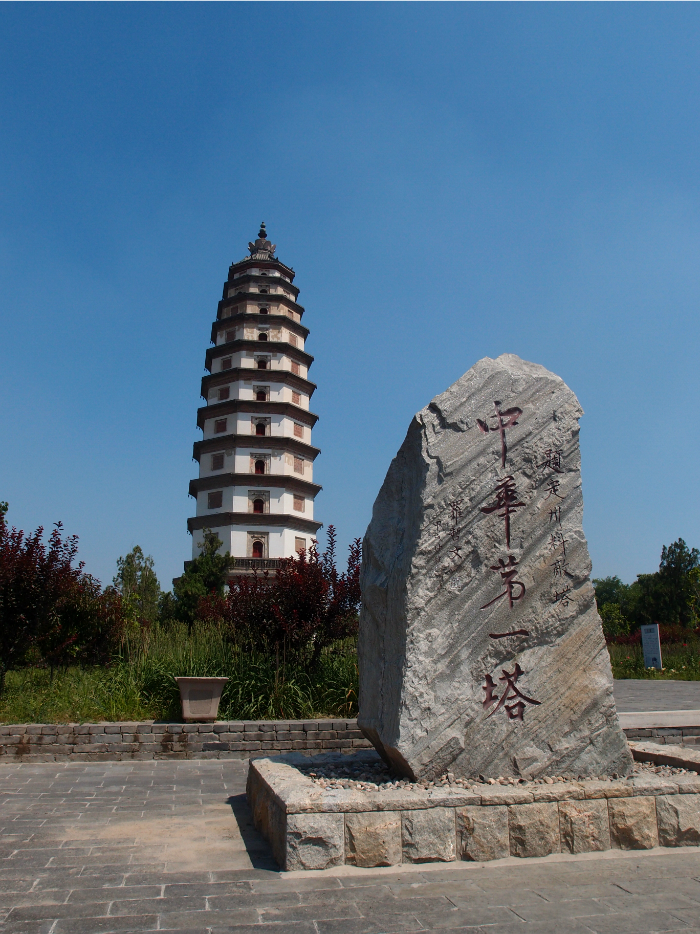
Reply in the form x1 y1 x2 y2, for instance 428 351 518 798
248 222 276 260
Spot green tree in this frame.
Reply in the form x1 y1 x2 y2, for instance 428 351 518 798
172 530 233 627
598 603 631 639
593 576 630 610
113 546 161 628
593 576 633 638
595 539 700 636
658 538 700 628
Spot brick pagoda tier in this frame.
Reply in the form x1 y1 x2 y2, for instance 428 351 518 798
187 224 322 573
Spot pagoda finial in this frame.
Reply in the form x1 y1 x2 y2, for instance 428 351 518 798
248 221 276 258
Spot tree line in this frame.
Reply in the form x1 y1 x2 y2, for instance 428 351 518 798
593 538 700 641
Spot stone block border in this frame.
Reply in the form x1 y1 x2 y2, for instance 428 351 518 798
0 720 372 761
625 726 700 747
0 718 696 762
247 752 700 871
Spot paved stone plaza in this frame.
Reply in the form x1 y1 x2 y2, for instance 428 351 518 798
2 758 700 933
613 681 700 713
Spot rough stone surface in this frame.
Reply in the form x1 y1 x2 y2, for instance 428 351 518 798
345 810 402 867
558 798 611 853
508 801 561 858
358 354 632 781
656 794 700 847
457 805 509 861
608 795 659 850
285 812 345 870
402 807 456 862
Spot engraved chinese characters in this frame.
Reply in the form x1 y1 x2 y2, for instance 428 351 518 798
358 354 632 782
477 401 536 716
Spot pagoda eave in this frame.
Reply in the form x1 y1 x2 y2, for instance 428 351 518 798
192 434 321 463
200 368 317 397
196 400 319 429
188 474 322 498
211 314 309 343
206 341 314 370
228 257 295 278
188 513 322 535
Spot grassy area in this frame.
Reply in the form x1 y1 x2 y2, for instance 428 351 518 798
608 641 700 679
3 623 699 724
0 622 358 724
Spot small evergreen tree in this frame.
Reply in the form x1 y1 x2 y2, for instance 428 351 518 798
113 546 161 628
173 530 233 627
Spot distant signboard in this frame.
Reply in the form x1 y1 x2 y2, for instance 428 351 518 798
641 623 662 669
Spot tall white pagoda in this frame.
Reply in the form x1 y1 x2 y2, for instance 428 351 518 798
187 224 322 572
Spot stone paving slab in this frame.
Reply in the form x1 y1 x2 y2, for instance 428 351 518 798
614 680 700 713
1 760 700 933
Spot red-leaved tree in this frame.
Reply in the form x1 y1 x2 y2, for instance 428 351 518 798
0 512 126 693
199 526 361 668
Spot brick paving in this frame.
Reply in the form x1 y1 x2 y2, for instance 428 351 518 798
1 760 700 932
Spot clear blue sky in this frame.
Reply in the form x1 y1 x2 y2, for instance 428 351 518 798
1 3 699 588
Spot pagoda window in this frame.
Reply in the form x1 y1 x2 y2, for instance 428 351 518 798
255 459 266 475
258 333 268 342
252 417 270 436
293 495 304 512
252 540 264 558
256 390 266 401
225 329 236 342
294 423 303 438
207 491 223 510
214 418 227 434
292 391 301 405
257 359 268 370
218 387 230 401
259 288 268 294
259 307 269 315
249 491 269 514
291 361 300 375
295 537 306 553
211 453 225 471
293 456 304 474
221 356 233 370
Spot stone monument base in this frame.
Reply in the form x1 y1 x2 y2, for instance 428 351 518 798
247 751 700 871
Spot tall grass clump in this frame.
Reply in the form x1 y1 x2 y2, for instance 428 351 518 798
125 621 359 721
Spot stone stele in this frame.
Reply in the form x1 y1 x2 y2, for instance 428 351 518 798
358 353 632 782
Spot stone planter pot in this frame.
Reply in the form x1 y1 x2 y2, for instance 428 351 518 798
175 677 229 722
